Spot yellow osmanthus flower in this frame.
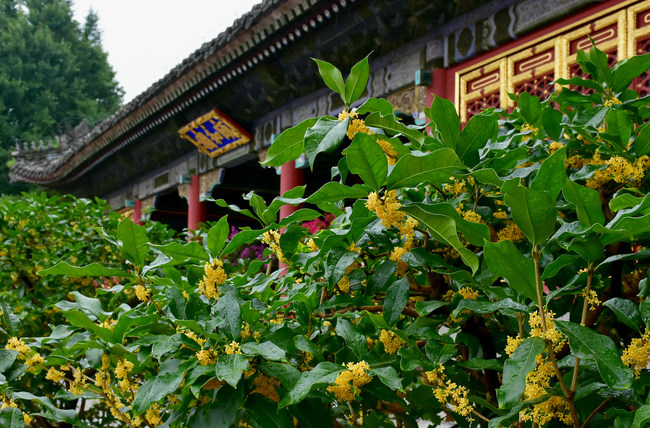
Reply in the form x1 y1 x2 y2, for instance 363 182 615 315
376 139 398 165
327 361 372 402
366 191 405 229
622 330 650 378
580 289 601 312
241 321 252 339
262 230 288 264
116 359 134 380
178 328 207 347
346 118 373 140
459 209 483 224
5 337 30 356
497 220 526 242
198 259 227 300
69 367 87 396
252 373 281 402
520 123 538 141
548 141 564 155
493 209 508 220
95 370 111 391
505 335 524 357
307 238 319 252
196 350 217 366
24 352 45 370
379 329 404 354
425 364 475 420
225 341 241 355
389 246 408 262
100 317 117 331
337 275 351 293
0 397 31 425
46 367 66 382
145 403 162 427
519 355 573 426
134 284 150 302
338 109 359 122
529 310 565 352
603 94 622 107
444 177 467 197
347 242 362 254
584 152 647 189
457 287 479 300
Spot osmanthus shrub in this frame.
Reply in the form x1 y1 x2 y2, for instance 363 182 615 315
3 46 650 427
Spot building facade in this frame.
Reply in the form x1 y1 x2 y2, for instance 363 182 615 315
10 0 650 230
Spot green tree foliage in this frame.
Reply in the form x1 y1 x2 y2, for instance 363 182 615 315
0 0 123 194
3 47 650 427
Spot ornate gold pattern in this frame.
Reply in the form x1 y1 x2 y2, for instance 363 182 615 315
456 0 650 121
179 109 251 158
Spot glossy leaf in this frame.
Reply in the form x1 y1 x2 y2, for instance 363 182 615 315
383 277 409 325
343 55 369 104
262 118 318 167
343 132 387 191
456 112 497 167
556 321 634 390
364 112 425 148
603 298 642 332
39 262 130 278
312 58 345 96
207 215 229 257
215 354 249 388
387 149 465 190
304 116 349 168
530 146 566 200
335 318 367 359
427 96 460 148
504 185 556 246
484 240 537 301
117 218 149 269
497 337 545 408
279 362 342 408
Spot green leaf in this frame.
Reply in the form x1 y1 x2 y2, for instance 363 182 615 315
335 318 367 359
403 202 489 247
241 341 286 361
277 209 321 228
456 112 497 167
563 179 605 227
611 53 650 92
452 298 528 318
427 96 460 148
279 362 342 408
152 241 209 262
247 394 294 428
305 182 369 204
343 133 387 191
214 292 241 340
364 112 425 148
370 366 403 390
605 109 633 149
632 404 650 428
132 370 185 414
39 262 130 278
213 199 259 223
0 408 23 428
541 254 580 279
496 337 545 408
530 147 566 200
400 205 479 273
117 217 149 269
12 391 79 424
633 122 650 156
223 228 266 256
387 149 465 190
344 55 369 105
556 321 634 390
188 384 243 427
262 118 318 167
357 97 394 115
293 335 324 362
415 300 448 316
504 185 556 246
542 107 564 141
55 291 103 319
258 363 301 390
517 92 542 125
383 277 409 325
603 298 642 333
207 215 229 257
215 353 249 388
609 193 644 212
304 116 349 167
63 310 114 343
313 58 345 96
484 240 537 301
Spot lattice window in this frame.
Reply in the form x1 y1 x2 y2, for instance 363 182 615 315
466 93 500 120
634 37 650 96
514 72 555 99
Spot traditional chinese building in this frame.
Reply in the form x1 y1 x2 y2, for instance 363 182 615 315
10 0 650 231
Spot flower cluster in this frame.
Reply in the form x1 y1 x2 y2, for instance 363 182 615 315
262 230 288 264
197 259 227 300
252 373 281 402
376 139 398 165
379 329 404 354
425 364 475 420
622 330 650 378
327 361 372 402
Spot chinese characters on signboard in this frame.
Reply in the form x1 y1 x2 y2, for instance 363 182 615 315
179 109 251 158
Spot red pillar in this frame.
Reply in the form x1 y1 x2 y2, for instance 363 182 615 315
131 199 142 224
428 68 450 104
188 175 207 231
279 161 304 220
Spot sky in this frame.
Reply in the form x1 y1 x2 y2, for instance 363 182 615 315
71 0 261 104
